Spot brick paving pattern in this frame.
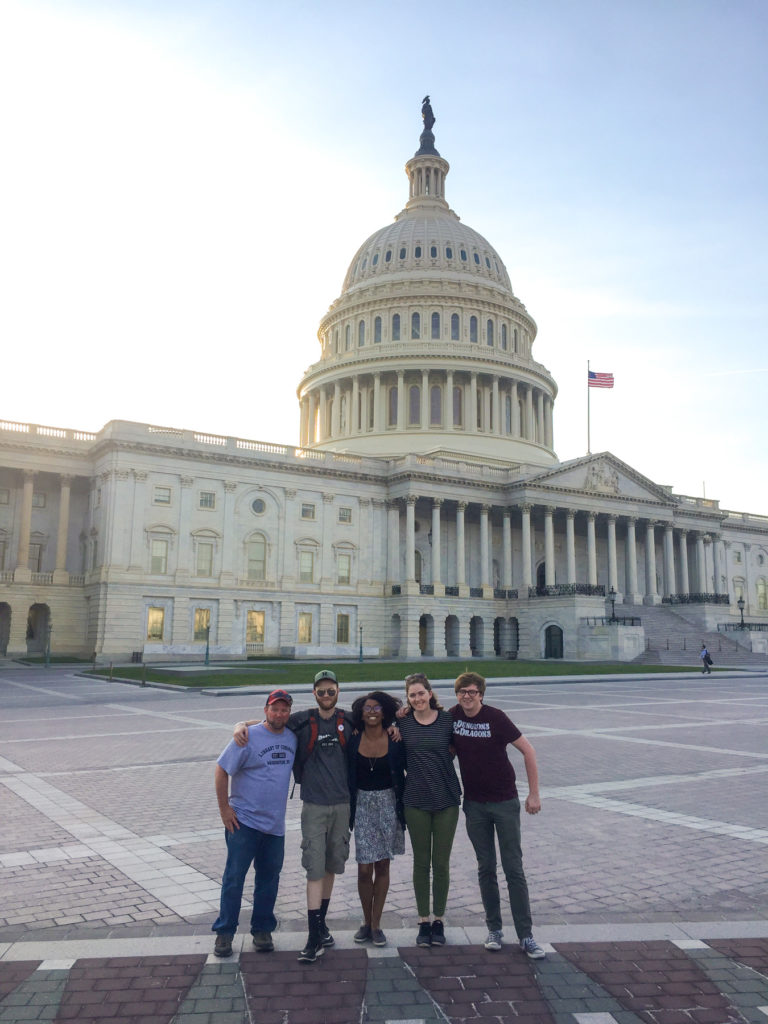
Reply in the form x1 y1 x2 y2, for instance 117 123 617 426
240 949 368 1024
0 962 41 1002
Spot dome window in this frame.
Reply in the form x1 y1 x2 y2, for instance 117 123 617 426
487 320 494 346
414 245 422 259
430 245 437 258
470 316 478 343
430 385 442 425
385 249 392 263
473 253 480 265
453 386 463 427
431 312 440 339
362 258 367 271
446 247 453 259
513 328 518 352
374 316 382 343
399 247 406 259
451 313 460 341
359 320 366 346
388 387 398 427
372 253 379 266
501 324 508 350
409 385 421 425
345 325 351 350
485 256 491 269
392 314 400 340
334 328 339 354
460 249 467 262
411 313 421 340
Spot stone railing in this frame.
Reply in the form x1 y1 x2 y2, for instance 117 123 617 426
494 588 518 599
663 593 730 606
582 616 642 626
718 622 768 632
529 583 605 598
0 420 96 442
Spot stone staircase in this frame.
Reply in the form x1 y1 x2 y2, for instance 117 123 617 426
620 601 768 669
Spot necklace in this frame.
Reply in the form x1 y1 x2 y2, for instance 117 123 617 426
368 755 377 772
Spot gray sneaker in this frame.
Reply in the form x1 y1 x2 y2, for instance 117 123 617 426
353 924 372 943
520 935 546 959
252 931 273 952
484 929 503 951
371 928 387 947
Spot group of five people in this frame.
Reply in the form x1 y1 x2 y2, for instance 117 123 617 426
212 668 545 961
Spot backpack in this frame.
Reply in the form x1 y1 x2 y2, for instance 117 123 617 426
292 708 347 785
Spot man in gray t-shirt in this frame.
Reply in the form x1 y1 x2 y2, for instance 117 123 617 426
235 668 353 963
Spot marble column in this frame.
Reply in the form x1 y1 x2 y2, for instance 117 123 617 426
520 504 532 588
319 386 329 440
405 496 416 582
480 505 490 587
696 533 707 592
374 373 383 432
431 498 442 584
54 475 72 575
645 522 658 601
15 470 35 572
299 398 308 448
712 535 724 595
606 514 618 594
544 506 555 586
525 386 534 439
678 529 690 595
626 518 640 602
469 373 478 432
537 391 545 444
350 378 359 435
219 482 237 585
128 471 148 572
332 382 341 437
566 511 576 584
586 512 597 587
502 509 512 588
456 501 466 587
511 381 520 436
663 525 676 597
387 501 400 583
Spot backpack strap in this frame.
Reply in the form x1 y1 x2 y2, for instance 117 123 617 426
336 709 347 748
305 709 319 756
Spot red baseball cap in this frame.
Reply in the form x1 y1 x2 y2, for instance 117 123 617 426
266 689 292 706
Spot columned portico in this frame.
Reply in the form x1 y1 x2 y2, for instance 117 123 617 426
678 529 690 595
543 507 555 586
586 512 597 587
565 511 576 585
644 521 660 604
606 514 619 596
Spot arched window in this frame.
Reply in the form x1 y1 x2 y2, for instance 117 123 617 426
345 324 351 350
385 249 392 263
486 319 494 346
409 385 420 425
473 252 480 264
430 385 442 425
453 386 463 426
392 313 400 341
505 394 512 434
757 578 767 610
430 245 437 258
485 256 491 268
411 312 420 339
501 324 507 350
372 253 379 266
399 247 406 259
358 320 365 346
460 249 467 262
388 387 398 427
513 327 518 352
247 536 266 581
414 245 422 258
431 312 440 339
451 313 459 340
470 316 478 343
374 316 382 343
445 246 453 259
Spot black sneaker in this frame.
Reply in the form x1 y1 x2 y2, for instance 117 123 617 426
416 921 432 947
297 937 324 963
319 924 335 947
213 932 233 958
430 920 446 945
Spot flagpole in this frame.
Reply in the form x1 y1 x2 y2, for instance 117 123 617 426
587 359 591 454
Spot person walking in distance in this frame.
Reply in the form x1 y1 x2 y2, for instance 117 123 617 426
700 644 712 674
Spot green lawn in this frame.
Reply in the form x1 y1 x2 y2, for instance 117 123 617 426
91 659 698 689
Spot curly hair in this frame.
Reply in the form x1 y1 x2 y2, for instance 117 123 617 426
404 673 442 710
350 690 402 731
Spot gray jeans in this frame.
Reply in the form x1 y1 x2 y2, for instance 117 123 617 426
463 797 532 938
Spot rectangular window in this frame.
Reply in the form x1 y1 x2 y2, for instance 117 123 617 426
246 609 265 643
153 486 172 505
147 607 165 641
151 539 168 574
199 491 216 509
193 607 210 641
247 538 266 580
297 611 312 643
28 543 42 572
0 488 9 504
733 550 742 564
196 542 213 577
336 613 350 644
301 502 315 520
337 553 351 585
299 551 314 583
32 492 46 508
338 507 352 524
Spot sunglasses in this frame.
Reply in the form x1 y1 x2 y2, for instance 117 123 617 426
315 688 338 697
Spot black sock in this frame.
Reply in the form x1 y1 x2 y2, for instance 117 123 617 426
319 897 330 927
307 908 322 940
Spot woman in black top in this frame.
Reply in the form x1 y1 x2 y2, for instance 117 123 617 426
347 691 405 947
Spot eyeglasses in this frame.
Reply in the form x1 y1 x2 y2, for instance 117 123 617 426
458 689 480 697
315 688 338 697
363 704 382 713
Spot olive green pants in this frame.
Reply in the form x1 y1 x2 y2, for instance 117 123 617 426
404 805 460 918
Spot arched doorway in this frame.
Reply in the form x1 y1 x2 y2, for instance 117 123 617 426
544 624 563 659
27 604 51 655
444 615 460 657
469 615 484 657
0 603 11 656
493 617 505 656
507 617 519 658
419 614 434 656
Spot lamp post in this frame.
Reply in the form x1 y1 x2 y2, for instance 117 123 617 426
737 595 746 630
608 586 617 623
359 624 363 663
204 623 210 666
44 623 53 668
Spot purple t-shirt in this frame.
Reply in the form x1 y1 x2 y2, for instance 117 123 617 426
217 723 297 835
450 704 522 803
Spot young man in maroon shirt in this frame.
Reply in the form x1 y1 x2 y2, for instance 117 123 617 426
451 671 545 958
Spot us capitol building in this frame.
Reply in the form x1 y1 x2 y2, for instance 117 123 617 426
1 102 767 663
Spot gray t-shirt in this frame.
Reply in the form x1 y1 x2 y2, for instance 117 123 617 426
291 709 351 806
399 709 461 811
217 724 297 835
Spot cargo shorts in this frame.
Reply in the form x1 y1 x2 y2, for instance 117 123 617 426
300 801 350 881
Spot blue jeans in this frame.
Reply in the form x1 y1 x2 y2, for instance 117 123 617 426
463 798 532 939
212 823 285 936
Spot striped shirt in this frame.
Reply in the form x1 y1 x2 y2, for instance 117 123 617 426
399 710 461 811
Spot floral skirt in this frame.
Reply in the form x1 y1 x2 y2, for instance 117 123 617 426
353 788 405 864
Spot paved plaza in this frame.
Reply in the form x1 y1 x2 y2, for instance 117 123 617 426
1 661 767 1023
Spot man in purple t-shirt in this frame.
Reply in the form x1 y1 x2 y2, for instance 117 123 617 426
450 671 545 959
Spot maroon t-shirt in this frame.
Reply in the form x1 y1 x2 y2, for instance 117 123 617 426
450 704 522 803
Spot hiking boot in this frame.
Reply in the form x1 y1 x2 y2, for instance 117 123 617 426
484 929 503 951
319 923 335 947
353 924 372 943
416 921 432 947
213 932 233 958
430 920 446 945
371 928 387 947
297 936 324 963
252 931 273 952
520 935 546 959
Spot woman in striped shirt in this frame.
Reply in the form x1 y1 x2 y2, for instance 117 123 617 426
398 673 461 947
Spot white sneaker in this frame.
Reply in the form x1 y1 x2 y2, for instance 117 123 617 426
484 929 503 951
520 935 546 959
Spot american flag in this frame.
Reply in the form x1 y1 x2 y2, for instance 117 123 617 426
588 371 614 389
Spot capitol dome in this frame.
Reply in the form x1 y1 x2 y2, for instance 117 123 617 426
297 100 558 468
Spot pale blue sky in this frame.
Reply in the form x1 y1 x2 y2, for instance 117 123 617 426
1 0 766 512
